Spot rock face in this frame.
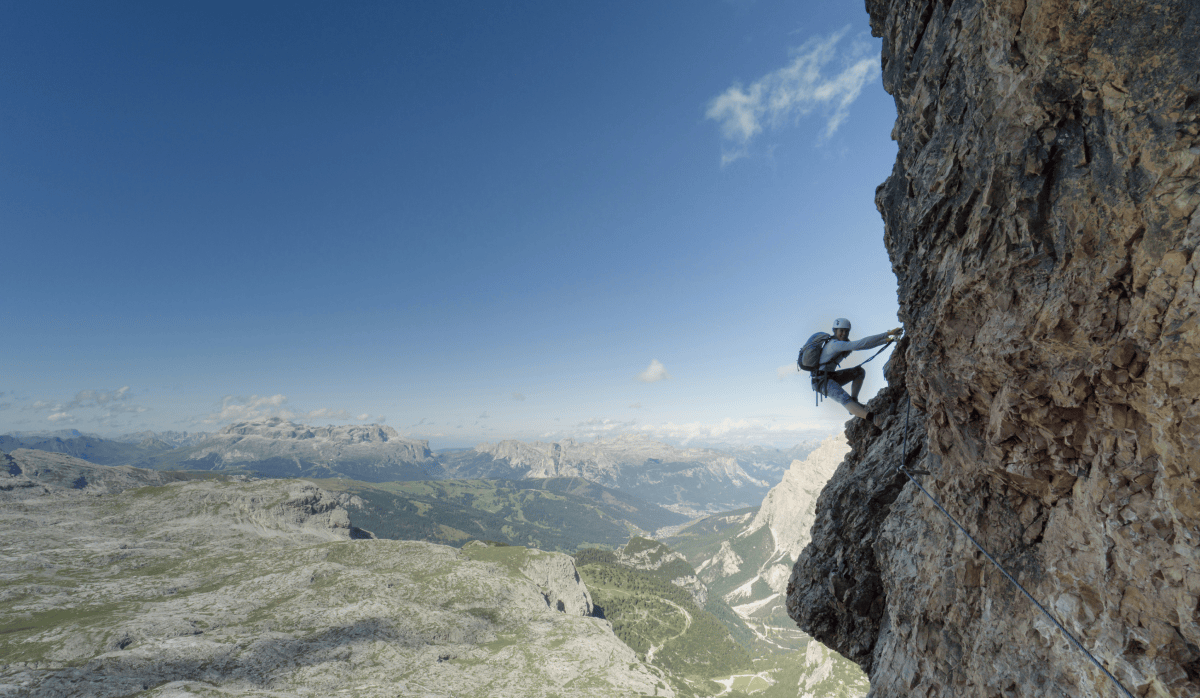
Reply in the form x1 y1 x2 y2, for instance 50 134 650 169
2 448 186 493
0 461 671 697
504 544 596 616
748 435 849 561
789 1 1200 697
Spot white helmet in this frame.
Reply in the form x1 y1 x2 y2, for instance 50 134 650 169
833 318 852 331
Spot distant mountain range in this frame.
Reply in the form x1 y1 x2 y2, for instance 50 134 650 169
440 434 779 514
127 417 439 481
1 418 822 514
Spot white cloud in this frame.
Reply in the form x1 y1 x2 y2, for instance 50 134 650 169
533 415 836 448
304 407 355 421
636 417 833 446
205 394 289 424
636 359 671 383
706 28 879 163
20 387 147 428
202 395 375 425
67 386 131 410
575 418 639 437
777 364 802 381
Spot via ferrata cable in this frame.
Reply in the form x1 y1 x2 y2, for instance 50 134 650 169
895 398 1136 698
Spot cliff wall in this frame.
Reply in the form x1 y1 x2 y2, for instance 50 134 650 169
789 1 1200 696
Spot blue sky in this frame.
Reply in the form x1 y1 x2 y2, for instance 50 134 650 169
2 0 900 448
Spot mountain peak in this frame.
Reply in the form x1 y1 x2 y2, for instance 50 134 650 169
217 417 401 445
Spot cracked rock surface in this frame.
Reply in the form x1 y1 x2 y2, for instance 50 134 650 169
790 0 1200 696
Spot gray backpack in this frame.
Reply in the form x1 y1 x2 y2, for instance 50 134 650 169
797 332 833 373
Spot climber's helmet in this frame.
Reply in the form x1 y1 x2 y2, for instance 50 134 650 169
832 318 851 341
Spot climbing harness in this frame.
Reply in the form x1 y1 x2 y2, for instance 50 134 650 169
808 339 896 407
895 399 1135 698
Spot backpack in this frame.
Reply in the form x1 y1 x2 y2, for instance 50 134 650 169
797 332 833 373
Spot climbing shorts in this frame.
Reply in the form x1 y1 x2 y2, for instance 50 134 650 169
813 367 866 406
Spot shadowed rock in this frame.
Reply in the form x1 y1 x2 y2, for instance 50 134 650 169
789 0 1200 695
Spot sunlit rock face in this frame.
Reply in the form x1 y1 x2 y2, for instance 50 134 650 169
748 434 848 561
789 0 1200 696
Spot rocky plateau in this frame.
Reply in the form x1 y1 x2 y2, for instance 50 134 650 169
0 453 673 697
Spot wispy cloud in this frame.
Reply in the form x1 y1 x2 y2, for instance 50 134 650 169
636 359 671 383
202 395 378 425
206 394 288 424
571 418 639 438
706 28 879 164
636 417 833 446
67 386 132 410
512 392 526 401
18 386 147 427
535 415 835 448
304 407 355 421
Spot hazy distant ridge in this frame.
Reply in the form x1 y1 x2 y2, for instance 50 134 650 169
442 434 775 515
131 417 437 482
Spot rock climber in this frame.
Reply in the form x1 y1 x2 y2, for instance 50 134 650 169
807 318 902 429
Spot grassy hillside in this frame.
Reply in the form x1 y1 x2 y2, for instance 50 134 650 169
662 508 870 696
574 548 752 698
313 478 686 553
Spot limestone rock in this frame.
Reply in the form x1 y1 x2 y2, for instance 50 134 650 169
0 468 671 697
748 434 849 561
790 0 1200 696
514 547 595 616
696 540 745 583
4 448 182 493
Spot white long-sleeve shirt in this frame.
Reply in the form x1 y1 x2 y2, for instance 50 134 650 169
818 332 890 372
